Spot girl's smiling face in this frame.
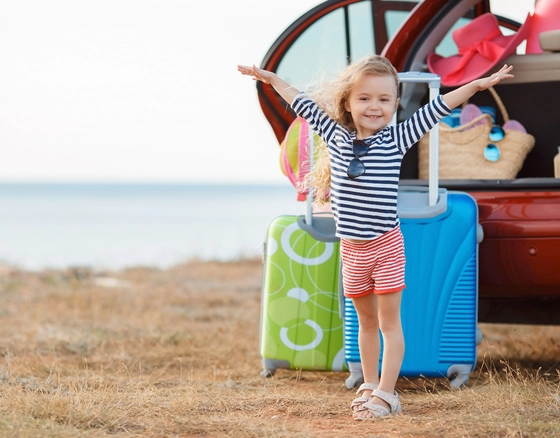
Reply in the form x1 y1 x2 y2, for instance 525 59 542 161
344 74 399 139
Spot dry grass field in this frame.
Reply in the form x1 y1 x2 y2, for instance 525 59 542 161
0 258 559 437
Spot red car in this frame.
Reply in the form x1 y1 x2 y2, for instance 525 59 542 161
256 0 560 324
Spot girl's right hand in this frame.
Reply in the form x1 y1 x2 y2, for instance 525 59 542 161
237 65 275 84
238 64 299 105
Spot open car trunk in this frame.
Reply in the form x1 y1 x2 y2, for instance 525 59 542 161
400 74 560 324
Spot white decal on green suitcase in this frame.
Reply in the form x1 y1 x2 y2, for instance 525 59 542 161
280 319 323 350
286 287 309 302
280 222 334 265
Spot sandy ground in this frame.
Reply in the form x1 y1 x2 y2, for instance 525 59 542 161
0 258 558 437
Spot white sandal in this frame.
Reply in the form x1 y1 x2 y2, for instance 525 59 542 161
350 383 378 412
354 388 402 420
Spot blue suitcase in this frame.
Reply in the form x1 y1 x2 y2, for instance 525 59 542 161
344 188 480 388
343 73 481 389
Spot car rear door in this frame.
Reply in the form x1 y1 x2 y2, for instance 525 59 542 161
257 0 417 144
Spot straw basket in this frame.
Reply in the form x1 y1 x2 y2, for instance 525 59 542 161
418 87 535 179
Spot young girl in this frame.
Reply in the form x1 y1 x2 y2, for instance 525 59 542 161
238 56 513 420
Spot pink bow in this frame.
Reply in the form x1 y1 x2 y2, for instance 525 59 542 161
443 28 505 84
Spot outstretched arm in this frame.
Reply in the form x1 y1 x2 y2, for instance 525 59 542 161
442 64 514 110
237 65 300 105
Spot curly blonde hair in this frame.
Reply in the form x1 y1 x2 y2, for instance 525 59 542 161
303 55 400 205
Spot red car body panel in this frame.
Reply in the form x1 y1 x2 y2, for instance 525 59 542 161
474 191 560 296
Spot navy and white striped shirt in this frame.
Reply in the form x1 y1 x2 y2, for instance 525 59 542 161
291 92 451 240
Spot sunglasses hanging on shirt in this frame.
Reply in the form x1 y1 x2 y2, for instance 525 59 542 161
347 139 369 179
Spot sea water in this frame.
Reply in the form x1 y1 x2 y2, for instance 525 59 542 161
0 183 304 271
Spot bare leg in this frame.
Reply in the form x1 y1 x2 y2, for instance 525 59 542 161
355 290 404 419
351 293 380 401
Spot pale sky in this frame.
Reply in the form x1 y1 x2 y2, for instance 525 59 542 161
0 0 532 184
0 0 321 184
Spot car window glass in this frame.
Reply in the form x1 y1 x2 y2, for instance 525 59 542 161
276 1 413 90
490 0 532 54
276 9 347 90
490 0 533 23
348 2 374 62
385 10 412 40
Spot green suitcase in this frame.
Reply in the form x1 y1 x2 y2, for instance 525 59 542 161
260 213 346 377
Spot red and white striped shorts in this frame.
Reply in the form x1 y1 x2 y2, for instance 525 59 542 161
340 225 406 298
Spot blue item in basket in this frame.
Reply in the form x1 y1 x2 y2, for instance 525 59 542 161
343 188 480 389
441 106 496 127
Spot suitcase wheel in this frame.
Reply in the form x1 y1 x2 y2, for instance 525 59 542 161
345 372 364 390
260 368 275 378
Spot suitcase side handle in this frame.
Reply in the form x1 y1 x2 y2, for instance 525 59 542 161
397 186 448 219
297 215 339 242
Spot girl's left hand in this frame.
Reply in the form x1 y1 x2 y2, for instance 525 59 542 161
477 64 514 90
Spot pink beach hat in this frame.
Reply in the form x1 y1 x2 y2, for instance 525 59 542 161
427 13 531 87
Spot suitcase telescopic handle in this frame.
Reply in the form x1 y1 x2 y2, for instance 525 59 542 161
302 117 338 240
397 72 441 207
307 72 442 219
306 120 314 226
